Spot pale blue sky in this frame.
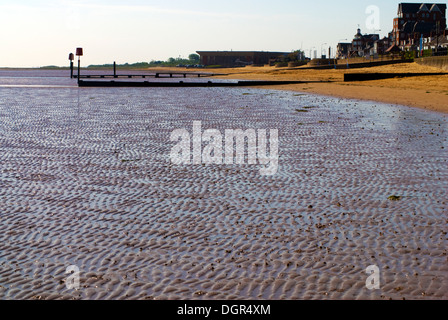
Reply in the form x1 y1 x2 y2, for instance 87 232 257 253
0 0 442 67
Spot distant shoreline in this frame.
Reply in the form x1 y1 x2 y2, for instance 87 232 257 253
0 67 70 70
201 63 448 114
1 64 447 114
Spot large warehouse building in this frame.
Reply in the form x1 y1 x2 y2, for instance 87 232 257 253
196 51 290 67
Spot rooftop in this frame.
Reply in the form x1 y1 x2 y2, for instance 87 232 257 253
398 3 447 15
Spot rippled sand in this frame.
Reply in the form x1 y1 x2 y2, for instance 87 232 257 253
0 72 447 300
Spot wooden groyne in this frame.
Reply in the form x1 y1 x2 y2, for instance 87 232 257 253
78 80 314 88
344 72 448 82
74 72 225 79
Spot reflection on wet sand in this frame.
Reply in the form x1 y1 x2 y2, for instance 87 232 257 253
0 70 446 300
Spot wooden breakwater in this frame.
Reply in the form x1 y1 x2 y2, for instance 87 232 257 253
74 72 226 79
78 80 316 87
344 72 447 82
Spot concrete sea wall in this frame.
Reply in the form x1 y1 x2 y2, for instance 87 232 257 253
416 56 448 71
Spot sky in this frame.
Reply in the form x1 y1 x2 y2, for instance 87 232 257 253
0 0 443 67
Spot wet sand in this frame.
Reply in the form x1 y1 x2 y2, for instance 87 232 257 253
0 70 447 300
166 62 448 114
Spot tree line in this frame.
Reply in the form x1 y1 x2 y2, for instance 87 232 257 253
86 54 200 69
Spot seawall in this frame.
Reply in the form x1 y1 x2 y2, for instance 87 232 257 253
415 56 448 71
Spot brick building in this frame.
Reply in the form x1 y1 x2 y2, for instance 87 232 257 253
351 28 380 57
422 30 448 51
392 3 447 50
374 36 394 56
337 28 394 59
196 51 289 67
336 42 352 59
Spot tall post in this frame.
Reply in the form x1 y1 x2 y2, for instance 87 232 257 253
69 53 74 79
77 58 80 83
347 51 350 69
76 48 83 84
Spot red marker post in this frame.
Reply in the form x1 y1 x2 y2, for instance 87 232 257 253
76 48 83 83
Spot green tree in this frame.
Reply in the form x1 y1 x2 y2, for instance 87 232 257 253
188 54 200 63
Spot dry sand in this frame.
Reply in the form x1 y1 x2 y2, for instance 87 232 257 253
171 62 448 114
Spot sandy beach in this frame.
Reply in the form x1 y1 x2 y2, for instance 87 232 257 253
171 62 448 114
0 70 447 301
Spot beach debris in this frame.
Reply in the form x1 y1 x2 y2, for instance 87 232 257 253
295 109 308 113
121 159 141 163
388 195 402 201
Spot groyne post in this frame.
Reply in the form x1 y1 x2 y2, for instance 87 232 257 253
76 48 83 84
69 53 74 78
